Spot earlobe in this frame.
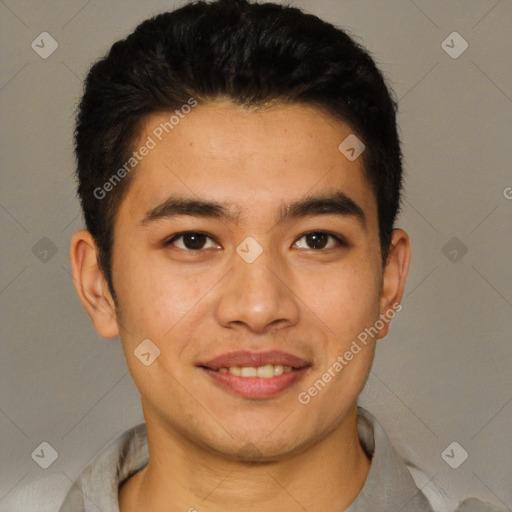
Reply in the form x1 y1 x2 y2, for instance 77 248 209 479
377 228 411 339
69 229 119 339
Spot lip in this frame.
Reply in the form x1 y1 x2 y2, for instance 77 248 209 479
201 367 309 399
197 350 311 399
198 350 310 370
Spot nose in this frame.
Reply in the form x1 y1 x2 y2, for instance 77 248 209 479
214 246 300 335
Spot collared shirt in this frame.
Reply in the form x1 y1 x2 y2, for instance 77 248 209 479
58 408 491 512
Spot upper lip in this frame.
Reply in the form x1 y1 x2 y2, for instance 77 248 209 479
199 350 310 370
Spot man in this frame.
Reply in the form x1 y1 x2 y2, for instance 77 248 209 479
60 1 500 511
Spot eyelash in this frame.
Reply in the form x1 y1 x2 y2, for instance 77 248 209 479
165 231 348 251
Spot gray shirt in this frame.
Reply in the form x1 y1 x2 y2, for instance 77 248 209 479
57 407 487 511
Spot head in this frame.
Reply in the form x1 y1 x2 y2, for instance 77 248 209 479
71 0 410 461
75 0 403 303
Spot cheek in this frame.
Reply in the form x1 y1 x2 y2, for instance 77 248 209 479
297 265 380 412
112 250 181 336
304 259 381 336
113 250 216 354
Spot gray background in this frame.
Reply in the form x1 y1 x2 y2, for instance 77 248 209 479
0 0 511 511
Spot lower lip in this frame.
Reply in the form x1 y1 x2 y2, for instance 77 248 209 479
201 367 309 399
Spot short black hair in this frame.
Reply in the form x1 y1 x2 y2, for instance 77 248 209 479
75 0 402 302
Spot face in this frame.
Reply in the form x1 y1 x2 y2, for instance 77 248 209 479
103 102 398 459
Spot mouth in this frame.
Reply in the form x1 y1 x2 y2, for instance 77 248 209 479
197 350 311 399
211 364 295 377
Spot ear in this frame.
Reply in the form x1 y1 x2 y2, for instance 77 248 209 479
69 229 119 339
377 228 411 339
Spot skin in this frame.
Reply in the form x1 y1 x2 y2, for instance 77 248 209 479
70 101 410 511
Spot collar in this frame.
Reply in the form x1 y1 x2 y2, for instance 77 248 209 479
59 407 432 511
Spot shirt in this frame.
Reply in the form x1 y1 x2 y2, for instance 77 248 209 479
57 407 494 512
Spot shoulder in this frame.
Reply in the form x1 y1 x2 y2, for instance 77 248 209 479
59 423 148 512
454 498 510 512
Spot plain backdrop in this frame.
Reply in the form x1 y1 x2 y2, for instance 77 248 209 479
0 1 511 511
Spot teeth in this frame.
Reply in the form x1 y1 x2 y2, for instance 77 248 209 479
273 365 284 376
257 365 274 378
220 364 294 378
240 367 257 377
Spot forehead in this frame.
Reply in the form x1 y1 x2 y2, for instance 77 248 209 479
115 101 377 228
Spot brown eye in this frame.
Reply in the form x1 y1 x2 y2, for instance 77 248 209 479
182 233 207 249
167 232 218 251
294 231 345 250
305 232 329 249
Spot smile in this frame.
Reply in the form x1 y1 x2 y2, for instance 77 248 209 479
198 350 311 399
216 364 294 378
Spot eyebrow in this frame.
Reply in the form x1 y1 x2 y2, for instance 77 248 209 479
140 192 366 229
278 192 366 228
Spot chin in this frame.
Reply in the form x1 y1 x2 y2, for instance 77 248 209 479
198 424 321 463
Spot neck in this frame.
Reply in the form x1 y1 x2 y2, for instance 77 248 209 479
119 406 370 512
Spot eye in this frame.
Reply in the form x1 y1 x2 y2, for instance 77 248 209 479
166 231 219 251
294 231 346 250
